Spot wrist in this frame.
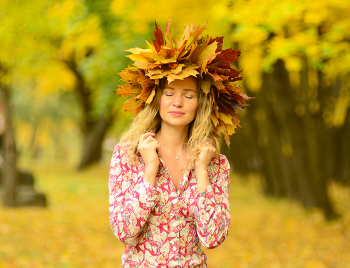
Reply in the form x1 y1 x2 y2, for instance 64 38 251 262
195 162 208 171
144 165 159 179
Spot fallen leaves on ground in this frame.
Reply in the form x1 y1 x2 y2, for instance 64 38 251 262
0 161 349 268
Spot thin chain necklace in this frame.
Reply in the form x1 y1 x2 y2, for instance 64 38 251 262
158 141 187 160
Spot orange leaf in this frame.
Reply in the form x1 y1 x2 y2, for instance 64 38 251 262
164 20 172 48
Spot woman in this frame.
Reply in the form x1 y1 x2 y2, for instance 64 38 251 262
109 21 250 267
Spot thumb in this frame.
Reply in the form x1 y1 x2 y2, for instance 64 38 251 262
157 147 162 158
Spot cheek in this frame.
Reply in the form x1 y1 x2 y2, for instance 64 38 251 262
159 97 168 116
159 97 165 108
190 101 198 113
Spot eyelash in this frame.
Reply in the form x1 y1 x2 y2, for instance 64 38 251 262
165 94 193 99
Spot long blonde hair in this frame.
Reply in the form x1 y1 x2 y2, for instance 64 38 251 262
119 77 220 168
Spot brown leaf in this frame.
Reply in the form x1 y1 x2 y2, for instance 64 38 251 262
123 98 143 115
200 76 212 95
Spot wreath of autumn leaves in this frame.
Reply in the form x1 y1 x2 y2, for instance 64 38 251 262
115 21 251 145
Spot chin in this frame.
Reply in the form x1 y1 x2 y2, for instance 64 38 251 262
163 119 193 128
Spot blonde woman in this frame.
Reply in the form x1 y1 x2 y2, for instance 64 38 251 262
109 21 251 267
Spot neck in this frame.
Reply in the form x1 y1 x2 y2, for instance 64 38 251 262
156 122 189 154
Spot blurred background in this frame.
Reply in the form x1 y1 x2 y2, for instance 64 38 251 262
1 0 350 267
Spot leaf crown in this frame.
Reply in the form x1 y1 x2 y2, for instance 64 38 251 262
115 21 251 145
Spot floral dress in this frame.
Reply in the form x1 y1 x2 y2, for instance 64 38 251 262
109 144 231 268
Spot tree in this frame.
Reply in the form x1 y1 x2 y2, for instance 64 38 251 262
0 67 17 207
219 0 350 219
0 0 55 206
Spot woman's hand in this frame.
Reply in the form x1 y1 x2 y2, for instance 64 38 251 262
195 140 216 193
195 140 216 169
137 132 160 186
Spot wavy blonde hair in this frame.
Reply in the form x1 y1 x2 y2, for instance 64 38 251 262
119 77 220 168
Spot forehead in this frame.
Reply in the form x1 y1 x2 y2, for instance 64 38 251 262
165 77 197 92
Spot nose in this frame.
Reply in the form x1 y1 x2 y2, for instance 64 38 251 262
172 94 183 107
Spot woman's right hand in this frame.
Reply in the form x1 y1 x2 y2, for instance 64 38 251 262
137 132 160 186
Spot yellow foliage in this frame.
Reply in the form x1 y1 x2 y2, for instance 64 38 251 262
240 48 263 92
47 0 76 19
110 0 224 38
35 62 76 93
60 15 103 61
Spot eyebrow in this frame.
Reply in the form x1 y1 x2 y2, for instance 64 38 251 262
165 86 197 93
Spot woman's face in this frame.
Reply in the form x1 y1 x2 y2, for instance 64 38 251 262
159 76 198 128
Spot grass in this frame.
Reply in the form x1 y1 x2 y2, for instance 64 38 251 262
1 160 349 268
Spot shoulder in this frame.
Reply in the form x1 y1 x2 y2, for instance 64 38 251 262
111 142 134 165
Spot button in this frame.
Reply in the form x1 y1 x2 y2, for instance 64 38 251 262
173 246 176 251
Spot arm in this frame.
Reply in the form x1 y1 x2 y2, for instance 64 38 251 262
194 155 231 249
109 144 160 245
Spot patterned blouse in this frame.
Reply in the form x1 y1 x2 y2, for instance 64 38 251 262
109 143 231 268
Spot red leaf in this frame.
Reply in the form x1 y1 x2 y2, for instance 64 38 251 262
209 36 223 52
151 21 164 52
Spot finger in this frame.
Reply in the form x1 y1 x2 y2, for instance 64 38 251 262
140 132 155 140
156 144 162 158
139 132 156 143
157 149 162 158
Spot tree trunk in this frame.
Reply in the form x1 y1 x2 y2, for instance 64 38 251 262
0 80 17 207
77 112 115 170
63 57 116 170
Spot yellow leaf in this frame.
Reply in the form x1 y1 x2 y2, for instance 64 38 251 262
226 124 237 135
219 112 233 125
211 113 219 126
146 88 156 104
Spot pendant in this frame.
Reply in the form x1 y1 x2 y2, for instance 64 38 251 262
176 157 179 160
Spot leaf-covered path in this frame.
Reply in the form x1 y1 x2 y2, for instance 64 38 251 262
1 162 349 268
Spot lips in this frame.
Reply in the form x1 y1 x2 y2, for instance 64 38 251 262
169 111 185 116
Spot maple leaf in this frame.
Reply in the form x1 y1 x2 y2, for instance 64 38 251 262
190 39 217 75
210 36 224 52
125 47 153 54
164 20 172 48
211 113 219 126
115 68 156 115
200 76 212 95
166 68 198 84
123 98 143 115
151 21 164 52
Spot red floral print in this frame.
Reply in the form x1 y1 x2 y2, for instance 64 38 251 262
109 144 231 267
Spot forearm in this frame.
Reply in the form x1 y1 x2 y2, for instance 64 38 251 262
194 155 231 248
143 164 159 187
109 177 160 243
195 185 231 248
195 164 210 193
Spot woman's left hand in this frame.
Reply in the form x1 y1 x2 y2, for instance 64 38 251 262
195 140 216 169
195 140 216 193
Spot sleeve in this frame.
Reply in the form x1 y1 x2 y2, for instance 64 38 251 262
194 154 231 249
108 144 160 245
